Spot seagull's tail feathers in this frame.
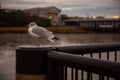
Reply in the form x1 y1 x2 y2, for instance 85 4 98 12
52 36 61 40
48 37 61 43
48 39 55 43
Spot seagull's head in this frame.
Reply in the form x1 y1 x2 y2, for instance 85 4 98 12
27 22 37 27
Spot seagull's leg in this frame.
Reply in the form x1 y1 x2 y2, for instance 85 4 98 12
38 38 41 48
35 39 38 48
34 39 37 48
52 42 56 48
35 39 39 48
37 39 39 48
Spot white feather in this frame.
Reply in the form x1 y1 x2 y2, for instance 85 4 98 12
28 22 55 43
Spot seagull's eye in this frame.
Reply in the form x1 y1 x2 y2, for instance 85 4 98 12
31 24 35 26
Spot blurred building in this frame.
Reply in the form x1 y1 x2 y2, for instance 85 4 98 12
96 16 105 19
24 7 61 25
63 18 120 31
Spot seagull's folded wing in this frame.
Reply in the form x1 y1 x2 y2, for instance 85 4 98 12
32 27 54 38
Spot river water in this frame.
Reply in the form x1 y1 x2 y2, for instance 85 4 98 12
0 33 120 80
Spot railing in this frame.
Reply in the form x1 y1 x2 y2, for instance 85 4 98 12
16 43 120 80
47 43 120 80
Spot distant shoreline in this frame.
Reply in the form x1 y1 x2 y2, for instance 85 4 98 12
0 26 118 34
0 26 92 33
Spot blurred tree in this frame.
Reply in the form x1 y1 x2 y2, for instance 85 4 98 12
27 15 51 27
0 9 51 27
0 9 7 26
61 14 69 21
4 10 30 26
37 17 51 27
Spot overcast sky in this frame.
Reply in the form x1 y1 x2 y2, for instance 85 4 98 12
1 0 120 17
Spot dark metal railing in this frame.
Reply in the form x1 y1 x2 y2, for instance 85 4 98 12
47 51 120 80
47 43 120 80
16 43 120 80
55 43 120 62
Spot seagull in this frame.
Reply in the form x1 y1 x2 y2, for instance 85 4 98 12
27 22 60 48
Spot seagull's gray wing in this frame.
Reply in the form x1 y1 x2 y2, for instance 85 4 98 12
32 26 54 38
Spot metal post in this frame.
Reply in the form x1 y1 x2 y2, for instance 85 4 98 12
16 47 52 80
47 60 60 80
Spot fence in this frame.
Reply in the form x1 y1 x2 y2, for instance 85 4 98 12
47 43 120 80
16 43 120 80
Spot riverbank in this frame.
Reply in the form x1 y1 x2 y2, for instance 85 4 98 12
0 26 95 33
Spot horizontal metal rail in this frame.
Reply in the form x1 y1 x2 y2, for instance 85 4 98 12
47 51 120 80
56 42 120 54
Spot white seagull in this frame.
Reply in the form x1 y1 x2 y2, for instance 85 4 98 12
28 22 59 48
